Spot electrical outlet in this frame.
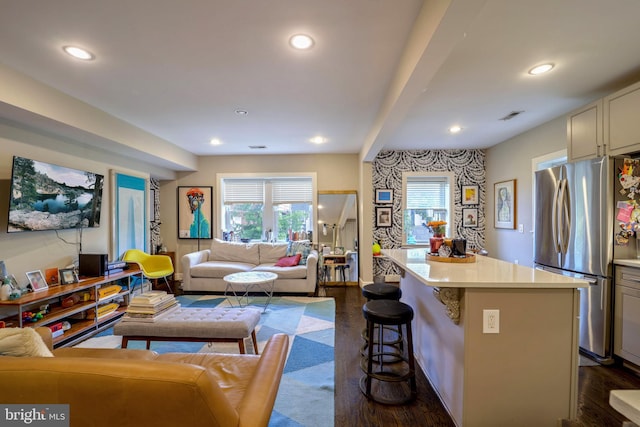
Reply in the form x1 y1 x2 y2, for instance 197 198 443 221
518 224 524 233
483 309 500 334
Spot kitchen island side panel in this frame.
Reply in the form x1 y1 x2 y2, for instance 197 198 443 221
401 272 466 426
464 287 579 426
400 273 580 427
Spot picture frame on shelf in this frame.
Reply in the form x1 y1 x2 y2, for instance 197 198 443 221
334 246 345 255
25 270 48 292
494 179 516 229
44 267 60 286
59 268 78 285
177 186 213 240
375 189 393 204
376 207 392 227
462 208 478 228
461 185 479 205
8 274 19 290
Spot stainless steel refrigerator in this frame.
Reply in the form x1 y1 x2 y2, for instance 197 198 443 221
534 156 614 362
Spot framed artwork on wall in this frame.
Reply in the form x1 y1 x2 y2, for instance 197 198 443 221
375 189 393 204
462 208 478 228
461 185 479 205
494 179 516 229
177 186 213 240
111 171 148 260
376 207 392 227
150 189 156 222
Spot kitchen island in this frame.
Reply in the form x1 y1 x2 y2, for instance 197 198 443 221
382 248 588 427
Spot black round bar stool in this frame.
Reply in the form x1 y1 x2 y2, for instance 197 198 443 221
362 283 402 301
360 299 417 404
361 283 403 357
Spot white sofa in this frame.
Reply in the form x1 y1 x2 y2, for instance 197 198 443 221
181 239 318 295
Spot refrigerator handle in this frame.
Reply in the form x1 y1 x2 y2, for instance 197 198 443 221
560 179 571 253
552 179 560 252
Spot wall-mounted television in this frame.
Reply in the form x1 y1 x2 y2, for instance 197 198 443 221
7 156 104 232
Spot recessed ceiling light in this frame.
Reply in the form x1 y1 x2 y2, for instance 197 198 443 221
309 136 327 144
289 34 314 50
210 138 222 146
528 63 554 75
63 46 95 60
449 125 462 134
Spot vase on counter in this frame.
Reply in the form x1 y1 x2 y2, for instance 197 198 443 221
429 236 444 254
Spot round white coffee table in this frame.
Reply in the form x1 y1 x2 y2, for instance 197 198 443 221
223 271 277 312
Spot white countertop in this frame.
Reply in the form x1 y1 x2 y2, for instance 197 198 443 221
614 259 640 268
382 248 588 289
610 390 640 425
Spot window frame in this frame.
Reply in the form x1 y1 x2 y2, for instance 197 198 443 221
401 171 455 247
217 172 317 242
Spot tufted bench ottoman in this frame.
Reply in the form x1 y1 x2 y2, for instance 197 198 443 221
113 307 262 354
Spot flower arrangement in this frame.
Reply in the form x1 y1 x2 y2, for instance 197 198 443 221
426 220 447 237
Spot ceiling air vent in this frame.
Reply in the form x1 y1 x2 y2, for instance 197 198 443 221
499 110 524 121
249 145 267 149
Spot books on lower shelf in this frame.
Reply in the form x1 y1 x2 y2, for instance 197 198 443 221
122 291 179 322
98 285 122 300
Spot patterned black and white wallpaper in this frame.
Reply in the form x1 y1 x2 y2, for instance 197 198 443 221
150 177 161 253
372 150 486 278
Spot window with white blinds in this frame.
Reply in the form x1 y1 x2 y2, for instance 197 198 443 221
222 179 264 204
222 178 312 204
271 179 313 204
401 172 454 245
220 175 314 242
405 176 449 210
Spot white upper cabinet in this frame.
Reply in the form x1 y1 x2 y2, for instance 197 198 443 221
568 80 640 161
605 80 640 157
567 99 603 161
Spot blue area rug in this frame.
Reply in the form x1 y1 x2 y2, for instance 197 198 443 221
79 295 335 427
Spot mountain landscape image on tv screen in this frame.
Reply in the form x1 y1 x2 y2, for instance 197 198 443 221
7 156 104 232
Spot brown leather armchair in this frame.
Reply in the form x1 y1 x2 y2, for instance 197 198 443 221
0 328 288 427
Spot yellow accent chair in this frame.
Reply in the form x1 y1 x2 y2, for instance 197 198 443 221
123 249 174 293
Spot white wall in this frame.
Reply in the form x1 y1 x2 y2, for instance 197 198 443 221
485 116 566 266
160 154 361 276
0 123 163 284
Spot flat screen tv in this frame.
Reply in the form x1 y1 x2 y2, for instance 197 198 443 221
7 156 104 232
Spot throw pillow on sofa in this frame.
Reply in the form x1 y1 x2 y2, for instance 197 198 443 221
286 240 311 265
275 254 301 267
0 328 54 357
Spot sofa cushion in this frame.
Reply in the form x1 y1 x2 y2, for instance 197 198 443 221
275 254 301 267
0 328 54 357
287 240 312 265
253 264 308 279
211 239 260 265
258 242 289 264
191 261 254 278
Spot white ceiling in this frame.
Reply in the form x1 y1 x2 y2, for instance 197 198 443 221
2 0 640 165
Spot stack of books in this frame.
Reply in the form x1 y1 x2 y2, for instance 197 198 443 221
121 291 179 322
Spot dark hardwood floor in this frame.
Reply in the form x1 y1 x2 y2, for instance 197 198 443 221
325 285 640 427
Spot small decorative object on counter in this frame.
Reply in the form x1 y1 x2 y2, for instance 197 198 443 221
426 220 447 255
452 239 467 257
372 242 381 256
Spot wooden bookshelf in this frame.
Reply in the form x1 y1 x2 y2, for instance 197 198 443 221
0 265 142 348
